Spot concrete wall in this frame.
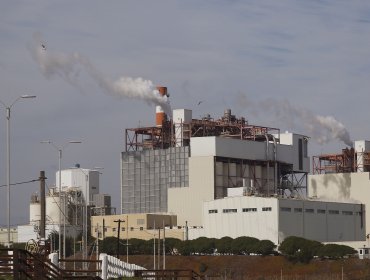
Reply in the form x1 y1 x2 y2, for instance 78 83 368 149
168 156 215 226
278 199 364 243
190 135 309 173
199 196 279 244
190 196 364 244
91 214 183 241
308 172 370 238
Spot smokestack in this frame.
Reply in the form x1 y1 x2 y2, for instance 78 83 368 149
156 86 169 127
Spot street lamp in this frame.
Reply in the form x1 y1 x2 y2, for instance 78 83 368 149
41 140 81 260
0 95 36 247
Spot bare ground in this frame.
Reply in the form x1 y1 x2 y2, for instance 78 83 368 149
126 255 370 280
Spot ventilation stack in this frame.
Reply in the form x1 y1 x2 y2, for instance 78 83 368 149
156 86 169 127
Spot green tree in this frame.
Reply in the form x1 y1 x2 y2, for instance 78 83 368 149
231 236 260 255
164 238 182 255
255 240 276 256
191 237 216 255
317 244 356 259
279 236 323 263
177 240 194 256
215 236 234 255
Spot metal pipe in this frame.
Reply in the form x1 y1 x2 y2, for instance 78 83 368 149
264 134 270 196
272 135 278 195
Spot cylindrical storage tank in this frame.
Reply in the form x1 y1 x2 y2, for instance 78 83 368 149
156 86 168 127
46 195 61 225
30 203 41 223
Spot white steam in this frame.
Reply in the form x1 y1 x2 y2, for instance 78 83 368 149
29 33 170 114
237 95 352 146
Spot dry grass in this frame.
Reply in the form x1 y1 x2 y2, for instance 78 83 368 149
127 255 370 280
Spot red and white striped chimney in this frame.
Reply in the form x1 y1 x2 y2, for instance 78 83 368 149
156 86 168 127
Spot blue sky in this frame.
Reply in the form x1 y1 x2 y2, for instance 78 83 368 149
1 0 370 226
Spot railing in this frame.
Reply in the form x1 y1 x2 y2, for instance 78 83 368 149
0 249 102 279
0 248 65 279
134 269 205 280
99 253 147 279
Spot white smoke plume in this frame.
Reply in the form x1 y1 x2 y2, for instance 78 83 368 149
237 94 352 146
29 33 171 114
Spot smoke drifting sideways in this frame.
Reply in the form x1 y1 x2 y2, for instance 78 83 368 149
29 33 171 115
236 95 352 147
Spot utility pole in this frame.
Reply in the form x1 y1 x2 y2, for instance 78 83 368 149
163 220 165 270
39 171 47 239
158 226 160 270
114 219 124 259
126 215 129 263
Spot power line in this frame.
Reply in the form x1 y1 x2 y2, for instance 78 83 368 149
0 178 40 188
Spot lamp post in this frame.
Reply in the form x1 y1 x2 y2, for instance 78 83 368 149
41 140 81 260
0 95 36 247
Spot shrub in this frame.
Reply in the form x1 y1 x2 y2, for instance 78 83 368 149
279 236 323 263
255 240 276 256
317 244 356 259
231 236 260 255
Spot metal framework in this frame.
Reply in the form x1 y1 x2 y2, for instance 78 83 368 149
312 148 370 174
125 112 280 152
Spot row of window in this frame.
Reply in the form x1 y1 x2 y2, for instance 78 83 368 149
280 207 360 216
209 207 361 216
209 207 272 214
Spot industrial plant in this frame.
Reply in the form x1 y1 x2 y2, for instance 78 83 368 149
118 86 366 245
12 86 369 249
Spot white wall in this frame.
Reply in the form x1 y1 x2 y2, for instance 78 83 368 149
190 196 364 244
168 156 215 226
57 168 100 203
199 196 279 244
190 136 309 173
309 172 370 238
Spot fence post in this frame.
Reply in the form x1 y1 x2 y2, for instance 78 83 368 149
99 253 108 280
48 252 59 266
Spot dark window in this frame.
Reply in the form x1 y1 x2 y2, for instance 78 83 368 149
243 208 257 212
298 138 303 170
280 207 291 212
223 209 237 213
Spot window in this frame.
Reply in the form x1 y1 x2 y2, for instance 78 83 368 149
305 209 314 213
262 207 272 212
122 227 125 231
209 209 218 214
329 210 339 215
294 208 302 213
140 227 143 231
223 209 237 213
112 228 116 232
280 207 291 212
243 208 257 212
317 209 326 214
130 227 134 231
342 211 353 215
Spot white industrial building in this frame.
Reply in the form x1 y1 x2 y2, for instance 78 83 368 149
308 140 370 245
17 166 110 243
121 87 365 245
189 196 364 244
